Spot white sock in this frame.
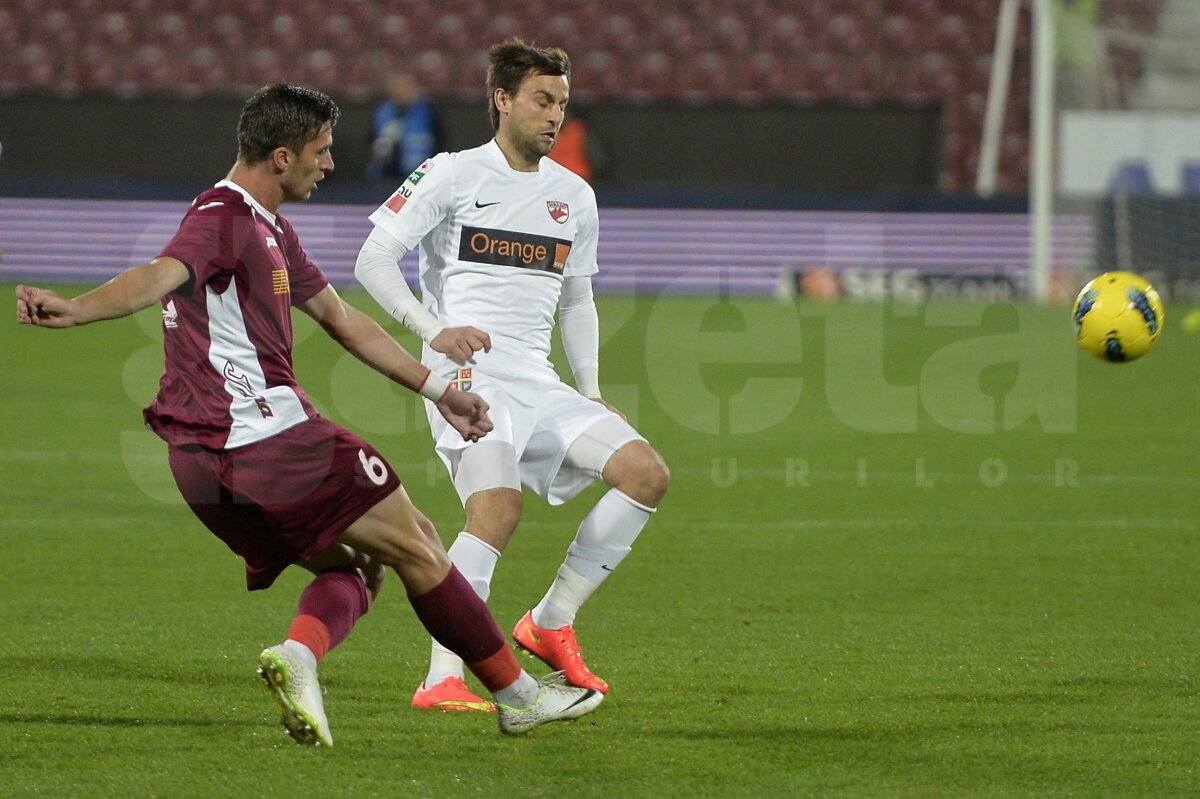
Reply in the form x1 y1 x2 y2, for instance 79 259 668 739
532 488 653 630
492 670 541 709
282 639 318 673
424 532 501 687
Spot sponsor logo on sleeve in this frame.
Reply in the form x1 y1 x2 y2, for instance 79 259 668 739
457 226 572 273
407 161 431 185
383 161 433 214
384 187 410 213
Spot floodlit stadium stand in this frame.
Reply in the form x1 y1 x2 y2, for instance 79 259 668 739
0 1 1164 191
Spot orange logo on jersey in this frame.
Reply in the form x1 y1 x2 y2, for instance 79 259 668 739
470 231 548 266
553 243 571 272
272 269 290 295
459 226 571 273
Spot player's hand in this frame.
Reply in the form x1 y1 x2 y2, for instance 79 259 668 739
431 326 492 362
590 396 627 422
15 285 76 328
436 388 494 442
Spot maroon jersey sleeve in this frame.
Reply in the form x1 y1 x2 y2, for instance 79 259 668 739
158 194 235 293
277 215 330 305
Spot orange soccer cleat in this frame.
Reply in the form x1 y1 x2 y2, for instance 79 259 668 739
411 676 496 713
512 611 609 694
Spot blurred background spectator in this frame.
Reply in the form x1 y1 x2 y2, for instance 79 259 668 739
365 70 444 181
547 105 608 184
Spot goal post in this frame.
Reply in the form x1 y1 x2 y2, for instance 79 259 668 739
1030 0 1056 302
980 0 1056 301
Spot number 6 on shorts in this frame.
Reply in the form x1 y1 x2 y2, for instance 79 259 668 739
358 449 388 486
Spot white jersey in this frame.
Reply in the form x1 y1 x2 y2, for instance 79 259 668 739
367 139 599 375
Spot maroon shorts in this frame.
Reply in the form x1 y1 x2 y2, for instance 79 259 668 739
167 417 402 590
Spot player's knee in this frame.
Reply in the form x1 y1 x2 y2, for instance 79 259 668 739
613 444 669 506
369 516 451 575
361 560 386 603
415 513 439 544
383 536 450 577
607 441 669 506
491 495 523 534
465 489 523 537
637 448 670 505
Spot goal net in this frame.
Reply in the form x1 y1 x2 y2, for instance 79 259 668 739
1054 0 1200 304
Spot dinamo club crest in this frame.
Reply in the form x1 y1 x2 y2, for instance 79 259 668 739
546 201 569 224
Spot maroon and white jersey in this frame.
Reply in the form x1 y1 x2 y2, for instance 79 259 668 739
143 180 329 449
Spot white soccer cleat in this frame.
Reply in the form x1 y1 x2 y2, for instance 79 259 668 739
497 674 604 735
257 644 333 747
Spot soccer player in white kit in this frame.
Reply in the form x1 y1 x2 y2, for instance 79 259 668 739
356 40 670 711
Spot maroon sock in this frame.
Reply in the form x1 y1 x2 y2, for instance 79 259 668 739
287 569 369 661
409 567 520 692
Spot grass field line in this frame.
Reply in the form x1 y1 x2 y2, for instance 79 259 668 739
0 448 162 464
2 516 1187 533
507 516 1192 531
833 420 1200 437
0 447 443 467
676 463 1200 487
0 517 140 530
5 448 1199 490
673 517 1194 531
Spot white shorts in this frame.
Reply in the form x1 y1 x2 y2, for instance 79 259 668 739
425 363 643 506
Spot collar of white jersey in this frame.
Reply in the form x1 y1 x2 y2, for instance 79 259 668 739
486 138 544 179
214 179 281 227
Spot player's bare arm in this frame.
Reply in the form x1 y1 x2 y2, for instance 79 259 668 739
298 284 493 441
16 257 189 328
431 383 494 442
298 283 432 389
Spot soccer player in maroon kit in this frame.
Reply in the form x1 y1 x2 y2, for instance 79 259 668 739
14 84 602 745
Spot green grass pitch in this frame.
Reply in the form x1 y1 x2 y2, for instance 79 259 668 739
2 286 1197 797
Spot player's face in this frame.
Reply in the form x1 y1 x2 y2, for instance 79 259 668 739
282 123 334 202
498 73 569 170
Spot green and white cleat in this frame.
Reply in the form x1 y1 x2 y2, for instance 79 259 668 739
257 645 333 747
497 674 603 735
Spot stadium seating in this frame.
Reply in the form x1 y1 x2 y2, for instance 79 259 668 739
0 0 1166 191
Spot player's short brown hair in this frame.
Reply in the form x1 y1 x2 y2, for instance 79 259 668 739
486 39 571 131
236 84 340 164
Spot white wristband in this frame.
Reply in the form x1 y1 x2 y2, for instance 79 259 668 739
418 370 451 401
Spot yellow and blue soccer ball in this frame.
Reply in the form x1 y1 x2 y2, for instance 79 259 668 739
1071 271 1164 362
